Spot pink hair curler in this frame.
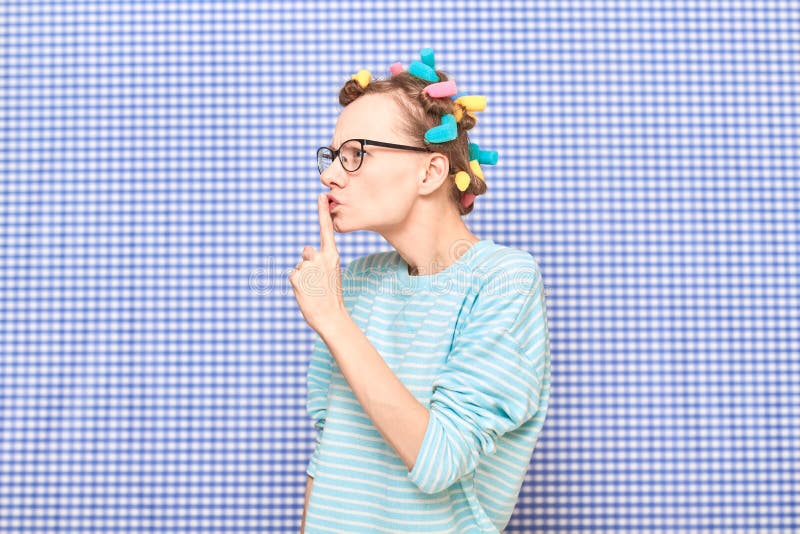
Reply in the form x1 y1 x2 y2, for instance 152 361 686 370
424 80 457 98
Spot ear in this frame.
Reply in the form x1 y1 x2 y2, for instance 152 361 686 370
417 151 450 194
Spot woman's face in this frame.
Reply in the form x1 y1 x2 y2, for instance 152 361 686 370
321 93 431 234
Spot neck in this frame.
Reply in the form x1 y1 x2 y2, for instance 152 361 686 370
379 196 480 277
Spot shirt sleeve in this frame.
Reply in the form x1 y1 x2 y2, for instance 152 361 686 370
306 334 332 478
305 260 356 478
407 257 549 494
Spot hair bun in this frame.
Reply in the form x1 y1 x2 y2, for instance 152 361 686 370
454 102 477 131
339 78 367 107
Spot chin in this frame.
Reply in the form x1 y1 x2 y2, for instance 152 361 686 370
331 218 356 234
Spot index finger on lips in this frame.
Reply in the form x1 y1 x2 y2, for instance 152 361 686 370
317 193 337 253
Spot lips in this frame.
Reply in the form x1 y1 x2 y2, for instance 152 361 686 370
327 194 341 211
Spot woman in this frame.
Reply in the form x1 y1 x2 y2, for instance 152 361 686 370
291 48 551 533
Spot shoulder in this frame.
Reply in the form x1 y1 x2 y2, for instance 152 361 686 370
459 243 549 346
471 241 543 295
477 241 540 272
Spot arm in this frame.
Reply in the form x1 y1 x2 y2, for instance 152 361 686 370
306 336 332 478
293 196 428 472
301 475 313 533
407 262 549 493
318 315 430 471
305 259 357 477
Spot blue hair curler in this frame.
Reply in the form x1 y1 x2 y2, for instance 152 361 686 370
408 60 439 83
424 114 457 143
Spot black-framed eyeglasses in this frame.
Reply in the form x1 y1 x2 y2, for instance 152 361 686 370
317 138 431 174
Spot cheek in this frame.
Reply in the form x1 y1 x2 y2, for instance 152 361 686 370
366 180 414 211
359 178 391 202
357 164 418 215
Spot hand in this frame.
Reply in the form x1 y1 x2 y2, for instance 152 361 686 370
290 193 346 335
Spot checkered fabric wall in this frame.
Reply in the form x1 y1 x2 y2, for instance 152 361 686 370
2 1 798 532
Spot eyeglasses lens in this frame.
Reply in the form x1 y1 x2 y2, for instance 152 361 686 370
317 148 334 174
339 140 364 171
317 140 364 174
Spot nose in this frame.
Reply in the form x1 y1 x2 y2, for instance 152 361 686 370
320 158 349 190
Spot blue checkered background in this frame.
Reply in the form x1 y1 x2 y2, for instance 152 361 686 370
2 1 798 532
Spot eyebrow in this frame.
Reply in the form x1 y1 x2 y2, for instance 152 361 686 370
328 138 360 150
328 137 366 152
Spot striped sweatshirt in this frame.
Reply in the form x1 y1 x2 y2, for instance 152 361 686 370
305 239 551 533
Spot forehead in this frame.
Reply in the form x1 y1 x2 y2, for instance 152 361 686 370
331 94 404 146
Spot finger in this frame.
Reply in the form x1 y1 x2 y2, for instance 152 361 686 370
302 245 315 261
318 193 338 253
290 260 303 281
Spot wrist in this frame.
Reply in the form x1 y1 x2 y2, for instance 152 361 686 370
317 309 352 342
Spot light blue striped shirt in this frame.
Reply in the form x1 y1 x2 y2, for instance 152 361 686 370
305 239 551 533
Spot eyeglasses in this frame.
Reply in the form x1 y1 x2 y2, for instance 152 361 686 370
317 138 430 174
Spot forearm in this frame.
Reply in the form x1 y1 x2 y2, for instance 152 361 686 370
301 475 312 533
319 314 430 471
